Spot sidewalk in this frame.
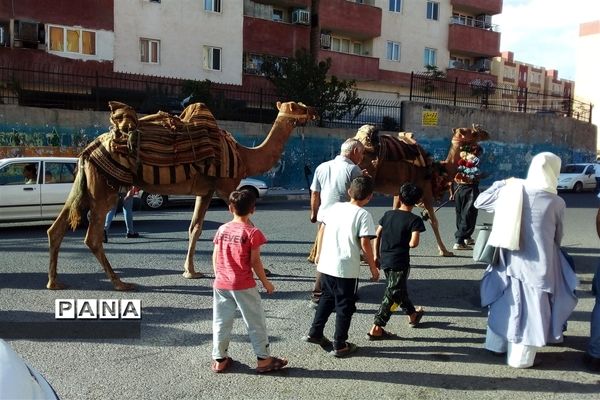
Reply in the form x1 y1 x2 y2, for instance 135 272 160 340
263 187 311 201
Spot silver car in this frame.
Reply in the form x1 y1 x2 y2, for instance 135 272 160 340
138 177 269 209
0 157 79 222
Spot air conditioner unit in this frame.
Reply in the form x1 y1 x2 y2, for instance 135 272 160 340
320 33 331 49
14 20 40 44
292 9 310 25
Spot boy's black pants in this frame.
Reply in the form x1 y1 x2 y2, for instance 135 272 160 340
309 273 358 350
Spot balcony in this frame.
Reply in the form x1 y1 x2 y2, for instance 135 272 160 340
250 0 310 8
450 0 502 15
448 23 500 58
317 50 379 81
318 0 381 40
243 17 310 57
446 68 497 85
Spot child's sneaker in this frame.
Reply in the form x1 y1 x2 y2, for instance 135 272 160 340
453 242 471 250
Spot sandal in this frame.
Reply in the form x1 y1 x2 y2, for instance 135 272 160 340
256 356 288 373
409 308 425 328
211 357 233 373
329 342 358 358
365 329 399 341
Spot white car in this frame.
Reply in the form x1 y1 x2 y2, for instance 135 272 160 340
0 157 79 222
138 177 269 209
557 163 597 192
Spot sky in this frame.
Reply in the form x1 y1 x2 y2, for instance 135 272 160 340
494 0 598 81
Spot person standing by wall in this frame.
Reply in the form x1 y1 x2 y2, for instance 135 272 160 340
104 185 139 243
474 152 578 368
452 144 483 250
308 137 366 306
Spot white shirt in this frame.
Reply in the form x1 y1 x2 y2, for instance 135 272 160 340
317 202 376 279
310 155 362 222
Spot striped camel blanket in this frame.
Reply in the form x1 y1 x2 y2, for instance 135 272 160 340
82 101 241 186
354 126 430 168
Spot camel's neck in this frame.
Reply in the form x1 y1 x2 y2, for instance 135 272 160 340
445 140 463 164
237 114 297 176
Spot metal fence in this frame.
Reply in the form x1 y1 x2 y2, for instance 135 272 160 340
0 63 402 129
0 64 592 129
409 72 593 123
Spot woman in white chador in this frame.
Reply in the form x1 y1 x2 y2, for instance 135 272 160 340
474 152 578 368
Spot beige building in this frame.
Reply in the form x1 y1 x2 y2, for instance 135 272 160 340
575 20 600 136
491 51 574 113
113 0 244 84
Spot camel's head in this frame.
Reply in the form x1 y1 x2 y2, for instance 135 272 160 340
276 101 317 126
452 124 490 144
109 101 138 133
354 124 379 153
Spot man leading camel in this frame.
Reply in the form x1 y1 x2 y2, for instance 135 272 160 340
308 138 367 306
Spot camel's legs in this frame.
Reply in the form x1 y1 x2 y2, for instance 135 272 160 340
47 206 72 290
183 193 214 279
85 199 136 291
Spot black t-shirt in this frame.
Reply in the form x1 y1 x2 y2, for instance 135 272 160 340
378 209 426 270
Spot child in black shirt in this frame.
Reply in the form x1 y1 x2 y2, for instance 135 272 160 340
367 183 426 339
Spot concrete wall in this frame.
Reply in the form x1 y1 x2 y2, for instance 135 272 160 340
0 102 596 189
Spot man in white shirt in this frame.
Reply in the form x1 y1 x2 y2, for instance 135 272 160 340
308 138 366 305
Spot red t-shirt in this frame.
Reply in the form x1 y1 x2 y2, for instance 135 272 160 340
213 221 267 290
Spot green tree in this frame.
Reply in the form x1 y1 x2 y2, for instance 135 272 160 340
261 49 363 126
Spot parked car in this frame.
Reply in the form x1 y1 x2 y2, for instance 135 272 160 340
557 163 597 192
0 157 78 222
138 177 269 210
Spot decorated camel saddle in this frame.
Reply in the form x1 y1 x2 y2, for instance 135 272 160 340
82 101 240 186
354 124 431 168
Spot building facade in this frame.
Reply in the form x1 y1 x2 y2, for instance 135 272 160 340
576 20 599 132
491 51 574 114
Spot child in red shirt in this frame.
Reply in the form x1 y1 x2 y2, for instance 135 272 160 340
211 189 288 373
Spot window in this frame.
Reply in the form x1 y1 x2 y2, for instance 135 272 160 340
424 48 436 67
387 41 400 61
140 38 160 63
389 0 402 12
426 1 439 20
45 162 76 184
204 46 221 70
272 9 284 22
330 36 363 55
204 0 221 13
48 25 96 55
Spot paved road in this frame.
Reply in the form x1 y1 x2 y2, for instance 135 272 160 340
1 193 599 399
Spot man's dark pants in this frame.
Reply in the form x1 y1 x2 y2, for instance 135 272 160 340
454 184 479 244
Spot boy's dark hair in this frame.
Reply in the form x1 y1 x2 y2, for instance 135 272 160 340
348 176 374 201
398 183 423 206
228 189 256 216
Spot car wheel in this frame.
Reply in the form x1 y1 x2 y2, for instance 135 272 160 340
239 186 259 199
142 193 167 209
573 182 583 193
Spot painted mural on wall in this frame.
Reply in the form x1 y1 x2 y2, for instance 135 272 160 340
1 124 595 190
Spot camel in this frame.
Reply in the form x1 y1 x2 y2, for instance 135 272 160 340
354 125 490 256
47 101 316 291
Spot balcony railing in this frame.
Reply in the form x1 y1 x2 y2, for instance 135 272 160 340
450 16 499 32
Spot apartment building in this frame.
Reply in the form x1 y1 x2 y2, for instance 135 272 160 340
0 0 114 65
491 51 574 113
0 0 502 100
242 0 501 100
576 20 599 129
114 0 243 83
